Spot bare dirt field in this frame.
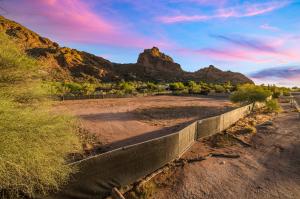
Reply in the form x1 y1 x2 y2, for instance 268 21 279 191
54 95 233 151
134 103 300 199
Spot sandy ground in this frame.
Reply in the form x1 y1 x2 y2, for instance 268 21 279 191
54 96 233 151
139 102 300 199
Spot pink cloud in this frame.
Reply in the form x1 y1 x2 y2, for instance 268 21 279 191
176 34 300 64
201 47 298 63
170 0 227 6
260 24 279 31
158 1 291 23
2 0 171 48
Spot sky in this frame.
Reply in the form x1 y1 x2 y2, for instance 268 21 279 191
1 0 300 87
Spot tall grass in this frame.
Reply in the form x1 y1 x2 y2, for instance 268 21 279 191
0 33 81 198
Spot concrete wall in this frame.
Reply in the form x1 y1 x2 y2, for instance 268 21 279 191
43 105 253 199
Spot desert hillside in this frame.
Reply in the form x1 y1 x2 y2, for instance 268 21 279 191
0 15 253 84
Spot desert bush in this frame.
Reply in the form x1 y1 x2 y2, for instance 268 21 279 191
214 85 226 93
272 89 282 99
0 33 81 198
200 85 210 95
223 81 234 92
63 82 83 94
187 81 201 94
119 81 135 94
230 84 272 104
265 99 281 113
283 90 291 96
169 82 185 91
146 82 158 91
82 83 96 95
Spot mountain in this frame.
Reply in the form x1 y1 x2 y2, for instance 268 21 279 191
186 65 253 84
0 15 253 84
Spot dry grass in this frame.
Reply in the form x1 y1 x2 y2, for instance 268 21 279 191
0 33 81 198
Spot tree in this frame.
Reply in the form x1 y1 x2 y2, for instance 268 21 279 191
230 84 272 105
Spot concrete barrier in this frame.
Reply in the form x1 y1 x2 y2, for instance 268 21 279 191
43 104 253 199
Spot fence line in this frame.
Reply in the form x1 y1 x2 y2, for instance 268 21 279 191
55 91 230 101
42 104 253 199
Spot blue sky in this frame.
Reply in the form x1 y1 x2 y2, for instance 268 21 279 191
2 0 300 86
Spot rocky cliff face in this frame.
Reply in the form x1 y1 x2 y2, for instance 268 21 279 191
137 47 182 72
0 15 253 84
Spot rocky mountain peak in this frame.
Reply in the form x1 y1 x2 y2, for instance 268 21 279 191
136 47 182 75
137 47 174 65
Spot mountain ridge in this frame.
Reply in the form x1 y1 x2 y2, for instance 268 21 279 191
0 15 253 84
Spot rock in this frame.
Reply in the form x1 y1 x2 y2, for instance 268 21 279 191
137 47 182 73
82 143 93 151
137 47 174 65
220 161 226 165
259 120 273 126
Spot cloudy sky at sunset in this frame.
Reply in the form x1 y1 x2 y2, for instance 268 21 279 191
1 0 300 86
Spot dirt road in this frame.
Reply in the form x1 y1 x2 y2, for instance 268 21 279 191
55 96 233 150
145 103 300 199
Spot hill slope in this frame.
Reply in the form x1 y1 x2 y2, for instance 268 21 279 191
0 15 253 84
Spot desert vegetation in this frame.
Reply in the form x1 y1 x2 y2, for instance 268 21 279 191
230 84 289 112
0 33 81 198
50 79 291 104
49 79 239 99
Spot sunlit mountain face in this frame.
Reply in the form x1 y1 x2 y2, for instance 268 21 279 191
1 0 300 86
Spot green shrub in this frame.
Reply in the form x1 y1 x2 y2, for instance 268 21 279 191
266 99 281 113
119 82 135 94
169 82 185 91
214 85 225 93
187 81 201 94
272 89 282 98
283 91 291 96
230 84 272 104
82 83 96 95
146 82 158 91
0 33 81 198
63 82 83 94
223 81 234 92
200 85 210 95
